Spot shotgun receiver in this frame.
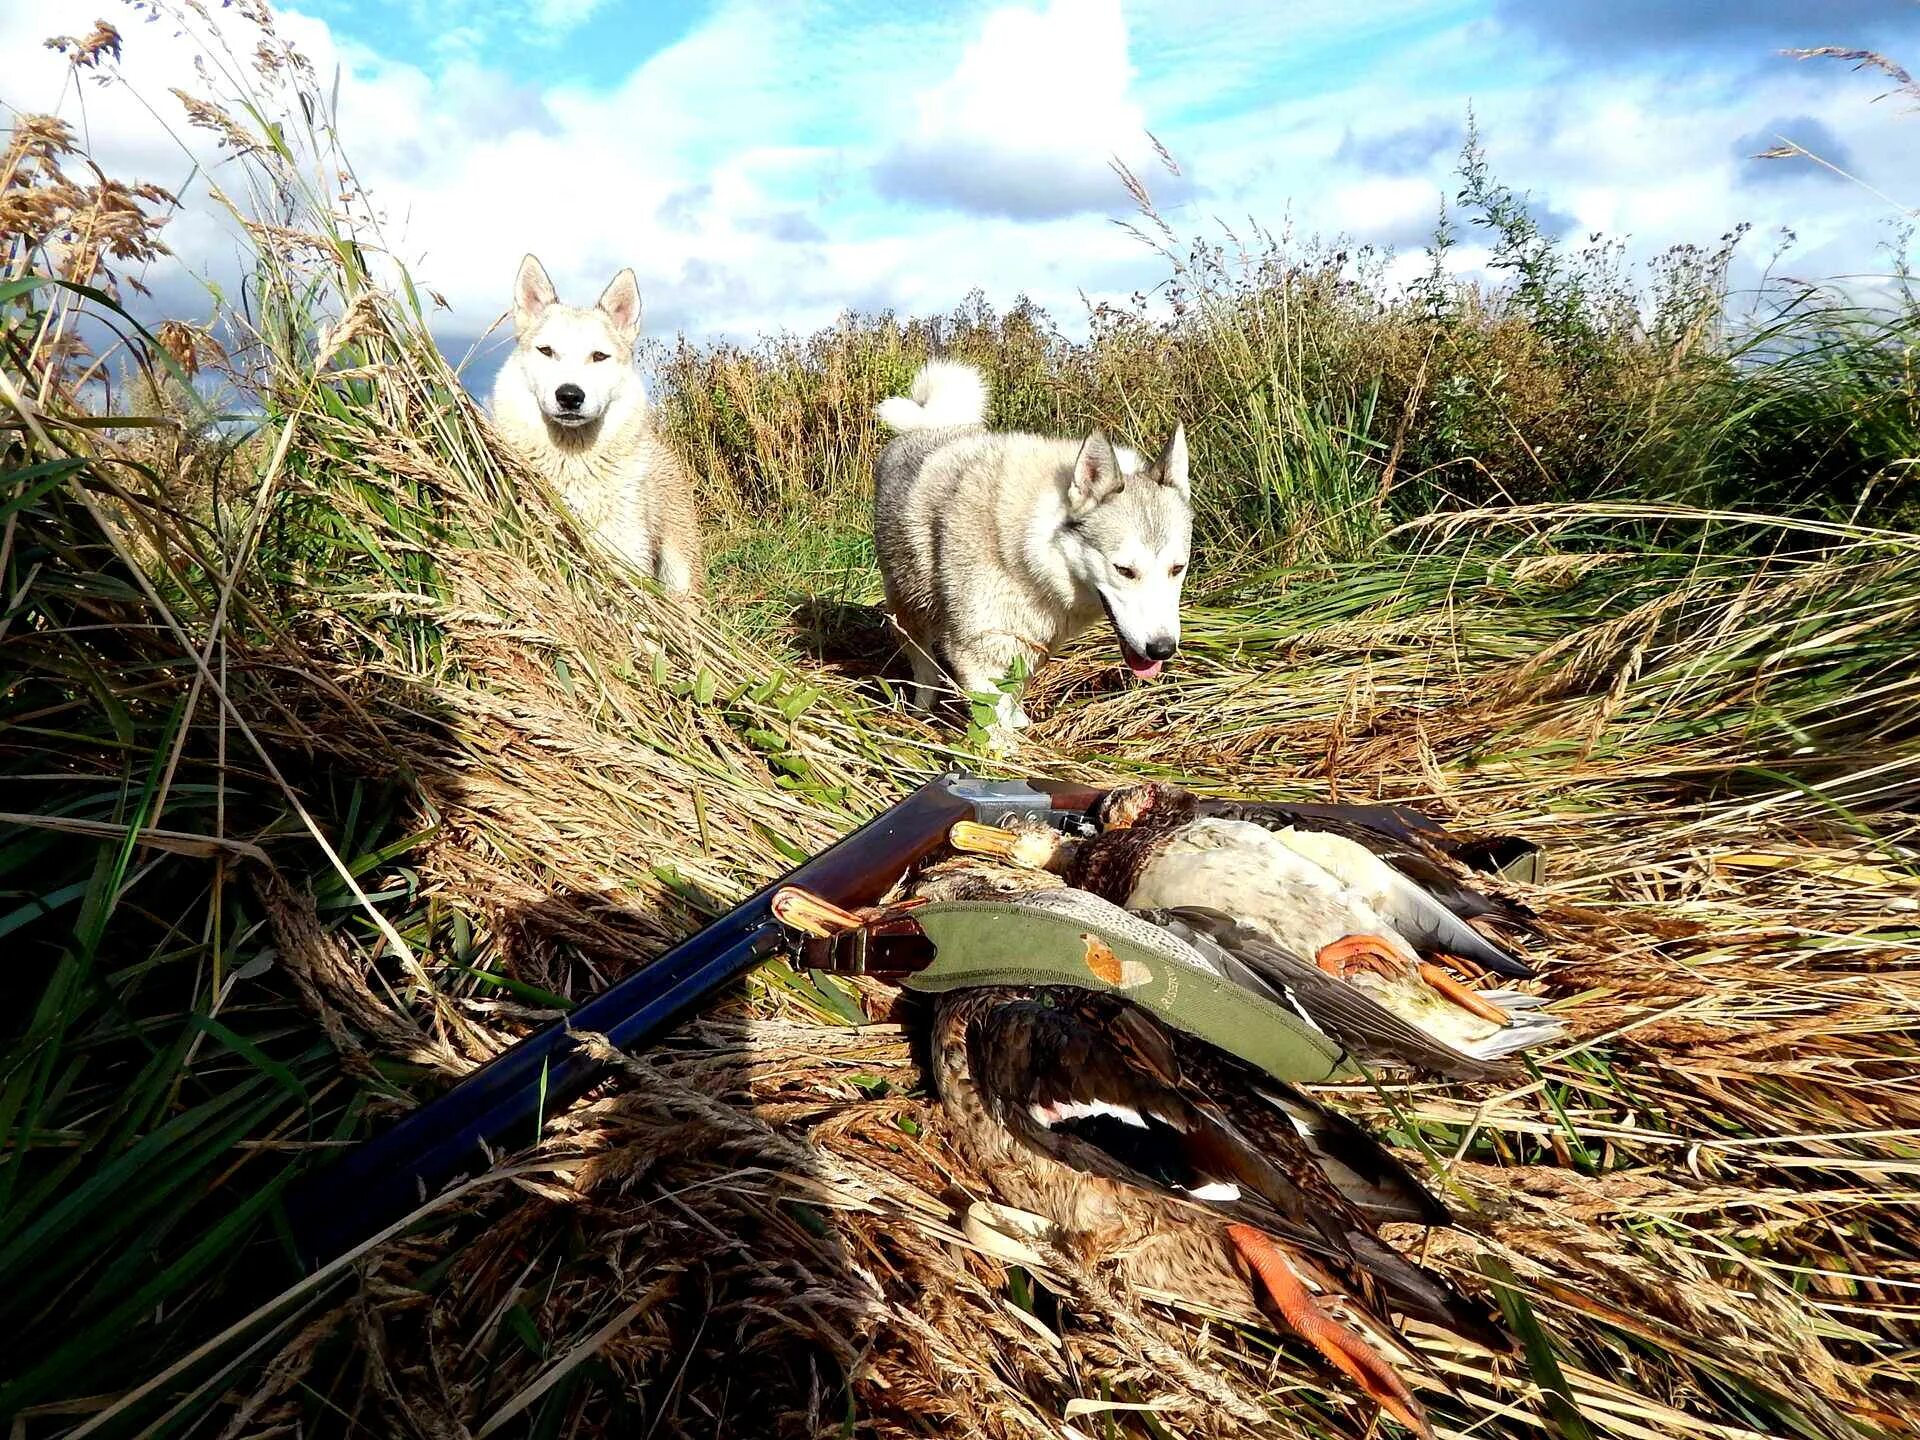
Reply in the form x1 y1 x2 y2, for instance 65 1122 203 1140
285 773 1104 1267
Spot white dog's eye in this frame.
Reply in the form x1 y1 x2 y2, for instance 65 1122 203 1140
536 345 555 359
589 350 610 363
1169 562 1187 578
1115 564 1139 580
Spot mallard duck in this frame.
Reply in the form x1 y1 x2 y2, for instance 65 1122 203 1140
1098 781 1538 941
949 816 1562 1065
775 881 1513 1439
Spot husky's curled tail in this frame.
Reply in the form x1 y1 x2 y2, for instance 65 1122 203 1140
874 360 989 433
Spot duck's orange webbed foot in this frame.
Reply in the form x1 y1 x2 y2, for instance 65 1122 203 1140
1417 961 1513 1025
1226 1223 1433 1439
1315 934 1407 980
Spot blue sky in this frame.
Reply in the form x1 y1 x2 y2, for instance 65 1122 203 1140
5 0 1918 392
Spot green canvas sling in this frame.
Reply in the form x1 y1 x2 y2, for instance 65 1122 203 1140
901 900 1361 1085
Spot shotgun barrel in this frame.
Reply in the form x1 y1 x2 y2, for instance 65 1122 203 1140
284 773 1101 1266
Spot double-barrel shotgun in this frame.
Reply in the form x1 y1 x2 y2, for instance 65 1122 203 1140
284 773 1104 1268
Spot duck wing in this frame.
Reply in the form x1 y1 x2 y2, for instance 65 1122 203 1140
958 985 1343 1248
950 985 1510 1353
1142 907 1510 1083
1223 798 1452 850
1223 797 1538 881
1123 818 1419 965
1266 827 1537 981
1104 783 1536 926
944 990 1512 1390
1295 814 1536 928
1096 783 1445 851
1219 804 1537 933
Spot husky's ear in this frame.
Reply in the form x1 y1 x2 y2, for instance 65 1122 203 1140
1153 423 1190 500
597 268 642 345
512 254 557 336
1068 429 1125 516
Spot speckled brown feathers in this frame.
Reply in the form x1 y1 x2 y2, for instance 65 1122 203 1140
1057 821 1172 903
929 986 1513 1396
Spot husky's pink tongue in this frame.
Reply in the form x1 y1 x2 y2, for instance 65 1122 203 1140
1121 643 1164 682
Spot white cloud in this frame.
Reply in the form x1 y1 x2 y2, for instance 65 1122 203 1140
528 0 619 39
4 0 1913 396
874 0 1178 219
277 0 1164 351
1162 12 1917 298
1325 176 1449 251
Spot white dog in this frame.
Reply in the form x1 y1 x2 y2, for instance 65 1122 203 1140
490 255 701 592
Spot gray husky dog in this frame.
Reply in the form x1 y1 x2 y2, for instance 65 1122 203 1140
490 255 701 593
873 361 1193 741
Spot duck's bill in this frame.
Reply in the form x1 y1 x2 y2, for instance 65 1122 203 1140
948 821 1060 869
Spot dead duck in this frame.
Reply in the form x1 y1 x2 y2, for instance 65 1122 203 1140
1098 781 1539 941
1141 904 1547 1080
903 875 1512 1081
948 816 1563 1066
774 881 1513 1439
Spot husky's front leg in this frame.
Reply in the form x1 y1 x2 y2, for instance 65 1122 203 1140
654 537 697 596
947 637 1032 751
902 646 945 714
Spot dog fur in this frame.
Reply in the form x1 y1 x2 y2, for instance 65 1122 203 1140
873 361 1193 741
490 254 701 593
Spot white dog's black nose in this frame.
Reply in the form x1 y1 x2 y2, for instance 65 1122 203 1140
1144 636 1177 661
554 383 585 411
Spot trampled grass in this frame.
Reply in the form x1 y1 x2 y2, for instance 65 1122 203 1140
4 7 1919 1439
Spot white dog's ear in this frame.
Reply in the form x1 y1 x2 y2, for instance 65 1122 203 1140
1154 422 1190 499
597 268 642 343
512 254 557 335
1068 429 1125 516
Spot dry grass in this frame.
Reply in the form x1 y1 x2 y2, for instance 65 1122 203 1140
5 9 1920 1440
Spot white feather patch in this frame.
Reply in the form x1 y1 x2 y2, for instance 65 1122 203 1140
1030 1099 1150 1130
1282 991 1328 1036
1180 1181 1242 1202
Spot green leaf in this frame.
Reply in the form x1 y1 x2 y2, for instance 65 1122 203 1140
1480 1254 1595 1440
503 1303 547 1359
190 1014 311 1108
804 970 868 1026
441 961 573 1012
